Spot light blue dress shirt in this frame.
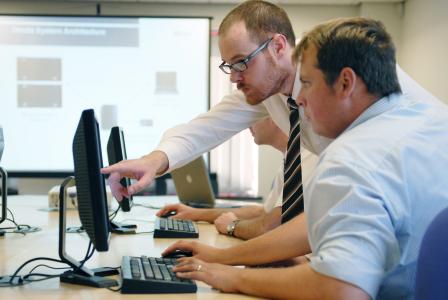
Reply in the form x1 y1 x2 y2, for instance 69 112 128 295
306 93 448 299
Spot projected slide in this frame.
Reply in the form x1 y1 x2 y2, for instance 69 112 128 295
0 16 210 174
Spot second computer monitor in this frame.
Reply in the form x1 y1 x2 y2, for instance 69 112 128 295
107 126 133 212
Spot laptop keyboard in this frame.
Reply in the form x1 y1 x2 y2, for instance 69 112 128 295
153 217 199 238
121 255 197 294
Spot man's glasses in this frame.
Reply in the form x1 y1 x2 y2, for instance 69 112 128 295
219 37 273 74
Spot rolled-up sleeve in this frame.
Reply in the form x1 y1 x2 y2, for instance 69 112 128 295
306 159 400 299
155 90 268 171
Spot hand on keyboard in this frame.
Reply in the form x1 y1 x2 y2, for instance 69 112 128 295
121 255 197 294
173 257 240 294
154 217 199 238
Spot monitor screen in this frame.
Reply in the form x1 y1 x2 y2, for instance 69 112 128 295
72 109 109 251
0 15 210 176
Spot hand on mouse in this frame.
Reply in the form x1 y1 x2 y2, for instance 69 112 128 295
162 249 193 259
161 240 225 263
156 203 202 221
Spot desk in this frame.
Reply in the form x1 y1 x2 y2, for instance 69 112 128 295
0 195 262 299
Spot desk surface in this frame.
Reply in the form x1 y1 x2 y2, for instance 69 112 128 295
0 195 262 299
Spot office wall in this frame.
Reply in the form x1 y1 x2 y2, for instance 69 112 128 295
399 0 448 103
3 1 445 198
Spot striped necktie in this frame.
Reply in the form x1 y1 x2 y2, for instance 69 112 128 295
281 97 304 223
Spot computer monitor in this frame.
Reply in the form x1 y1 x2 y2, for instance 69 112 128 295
58 109 117 287
73 109 110 250
107 126 133 212
105 126 137 234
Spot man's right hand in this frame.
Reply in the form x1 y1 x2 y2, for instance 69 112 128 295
156 203 201 221
101 151 169 201
161 240 225 264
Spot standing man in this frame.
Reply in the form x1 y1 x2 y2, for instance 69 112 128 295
103 0 326 236
169 17 448 300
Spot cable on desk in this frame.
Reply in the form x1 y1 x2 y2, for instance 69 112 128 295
0 257 64 287
135 230 154 235
0 241 94 287
66 226 85 233
117 218 154 224
0 208 41 235
28 263 71 274
107 285 122 292
73 241 95 273
133 203 163 210
109 206 120 221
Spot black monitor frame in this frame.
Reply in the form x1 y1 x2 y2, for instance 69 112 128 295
107 126 133 212
58 109 118 288
106 126 137 234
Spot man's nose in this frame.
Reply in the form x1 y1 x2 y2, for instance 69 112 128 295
296 91 305 107
230 70 242 83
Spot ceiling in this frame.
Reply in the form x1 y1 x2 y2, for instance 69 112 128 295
67 0 404 4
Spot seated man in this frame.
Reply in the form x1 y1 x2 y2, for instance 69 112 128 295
156 117 295 240
165 17 448 299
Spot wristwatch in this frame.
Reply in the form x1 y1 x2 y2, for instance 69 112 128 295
226 219 240 237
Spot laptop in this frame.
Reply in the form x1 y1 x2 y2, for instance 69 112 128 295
170 156 239 208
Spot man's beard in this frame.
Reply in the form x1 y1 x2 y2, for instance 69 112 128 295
242 57 285 105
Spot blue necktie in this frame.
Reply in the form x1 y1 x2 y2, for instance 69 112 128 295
281 97 304 223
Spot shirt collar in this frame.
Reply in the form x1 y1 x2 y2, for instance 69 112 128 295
344 93 402 133
291 66 301 100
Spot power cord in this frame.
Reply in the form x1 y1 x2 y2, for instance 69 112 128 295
133 203 163 210
0 208 41 235
109 206 120 221
0 241 96 287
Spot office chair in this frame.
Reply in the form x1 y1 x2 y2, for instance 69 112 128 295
415 206 448 300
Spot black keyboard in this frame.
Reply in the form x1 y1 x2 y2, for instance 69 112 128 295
121 255 197 294
154 217 199 238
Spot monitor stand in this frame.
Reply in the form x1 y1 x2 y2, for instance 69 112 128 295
110 220 137 234
0 167 7 236
58 176 118 288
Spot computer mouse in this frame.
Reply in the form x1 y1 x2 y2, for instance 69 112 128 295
160 210 177 218
162 250 193 259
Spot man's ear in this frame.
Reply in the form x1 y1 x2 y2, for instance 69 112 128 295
335 67 356 97
270 34 288 58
